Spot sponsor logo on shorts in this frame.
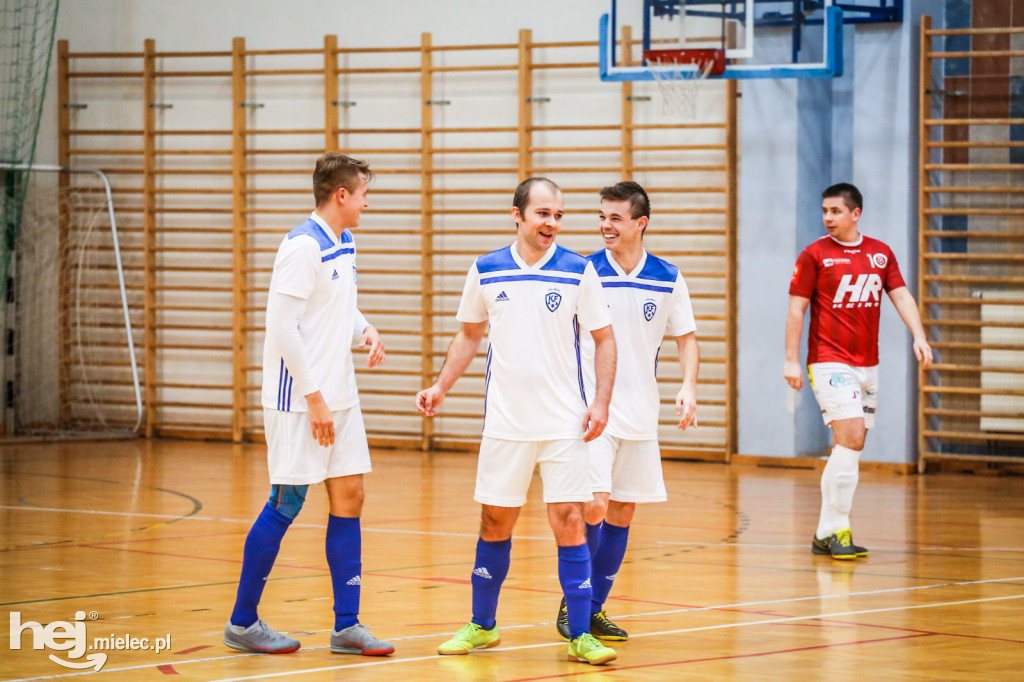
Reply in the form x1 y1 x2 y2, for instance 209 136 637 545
545 290 562 312
643 300 657 321
346 575 361 586
864 406 876 414
473 567 493 579
828 374 848 387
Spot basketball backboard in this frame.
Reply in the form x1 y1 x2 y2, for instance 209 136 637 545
600 0 845 81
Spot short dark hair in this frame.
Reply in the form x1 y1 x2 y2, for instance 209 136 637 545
512 177 561 215
600 181 650 220
313 153 374 207
822 182 862 212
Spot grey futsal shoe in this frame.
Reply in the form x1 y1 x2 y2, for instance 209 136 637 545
813 533 868 557
330 623 395 656
223 619 301 654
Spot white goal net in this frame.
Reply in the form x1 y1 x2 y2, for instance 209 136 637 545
3 165 142 438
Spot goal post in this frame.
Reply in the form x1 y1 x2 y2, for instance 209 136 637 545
1 163 143 437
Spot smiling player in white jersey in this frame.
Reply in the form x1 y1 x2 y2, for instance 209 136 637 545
785 182 932 560
416 177 620 666
554 181 699 642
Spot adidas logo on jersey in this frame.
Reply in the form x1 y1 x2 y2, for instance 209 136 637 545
473 567 493 579
578 578 591 589
495 291 510 302
331 269 340 280
832 273 882 308
346 575 361 586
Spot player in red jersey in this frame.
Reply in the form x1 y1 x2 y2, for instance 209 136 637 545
784 183 932 560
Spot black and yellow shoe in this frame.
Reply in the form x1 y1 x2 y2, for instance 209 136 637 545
813 533 868 558
828 528 858 560
590 611 628 641
556 597 570 641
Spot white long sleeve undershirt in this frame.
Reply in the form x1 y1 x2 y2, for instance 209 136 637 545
265 290 371 398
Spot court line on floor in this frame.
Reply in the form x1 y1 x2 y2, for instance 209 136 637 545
7 584 1024 681
6 505 1022 554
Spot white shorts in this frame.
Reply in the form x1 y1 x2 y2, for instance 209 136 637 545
264 406 372 485
589 433 667 503
808 363 879 429
474 437 593 507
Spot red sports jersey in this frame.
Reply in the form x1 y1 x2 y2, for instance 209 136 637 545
789 235 906 366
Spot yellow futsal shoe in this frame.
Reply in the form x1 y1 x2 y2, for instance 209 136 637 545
437 622 501 655
568 632 617 665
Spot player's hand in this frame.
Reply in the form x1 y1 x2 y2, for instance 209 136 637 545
415 384 445 417
675 385 698 430
305 391 334 447
358 325 385 368
914 336 933 370
581 401 608 442
783 360 803 391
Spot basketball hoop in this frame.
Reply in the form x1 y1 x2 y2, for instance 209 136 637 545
643 48 726 120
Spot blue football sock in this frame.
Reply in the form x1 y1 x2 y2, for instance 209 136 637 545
590 521 630 613
558 543 592 640
230 503 292 627
326 515 362 632
585 521 604 561
470 538 511 631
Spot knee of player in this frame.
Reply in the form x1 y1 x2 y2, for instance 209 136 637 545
584 498 608 525
268 484 309 520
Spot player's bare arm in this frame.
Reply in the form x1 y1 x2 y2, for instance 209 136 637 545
416 320 488 416
582 324 616 442
357 324 386 368
887 286 933 369
674 331 699 430
784 294 811 390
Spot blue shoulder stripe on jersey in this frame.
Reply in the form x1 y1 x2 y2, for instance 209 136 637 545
287 219 335 251
480 274 581 286
586 250 618 277
340 229 354 244
637 254 678 282
322 247 355 262
476 246 520 274
600 281 673 293
540 245 588 275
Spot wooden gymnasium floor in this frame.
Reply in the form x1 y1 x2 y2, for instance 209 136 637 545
3 439 1024 681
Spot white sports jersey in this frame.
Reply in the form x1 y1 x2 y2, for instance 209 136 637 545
581 249 697 440
261 212 360 413
457 242 612 441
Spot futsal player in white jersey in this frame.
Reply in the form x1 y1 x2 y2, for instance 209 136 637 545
224 154 394 657
553 181 699 641
416 177 620 666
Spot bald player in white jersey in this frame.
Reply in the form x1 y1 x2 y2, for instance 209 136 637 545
555 181 699 642
416 177 621 666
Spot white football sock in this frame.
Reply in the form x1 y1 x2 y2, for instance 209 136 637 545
826 444 860 531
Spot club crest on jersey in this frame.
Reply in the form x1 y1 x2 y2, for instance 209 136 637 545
545 291 562 312
643 301 657 321
871 253 888 268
